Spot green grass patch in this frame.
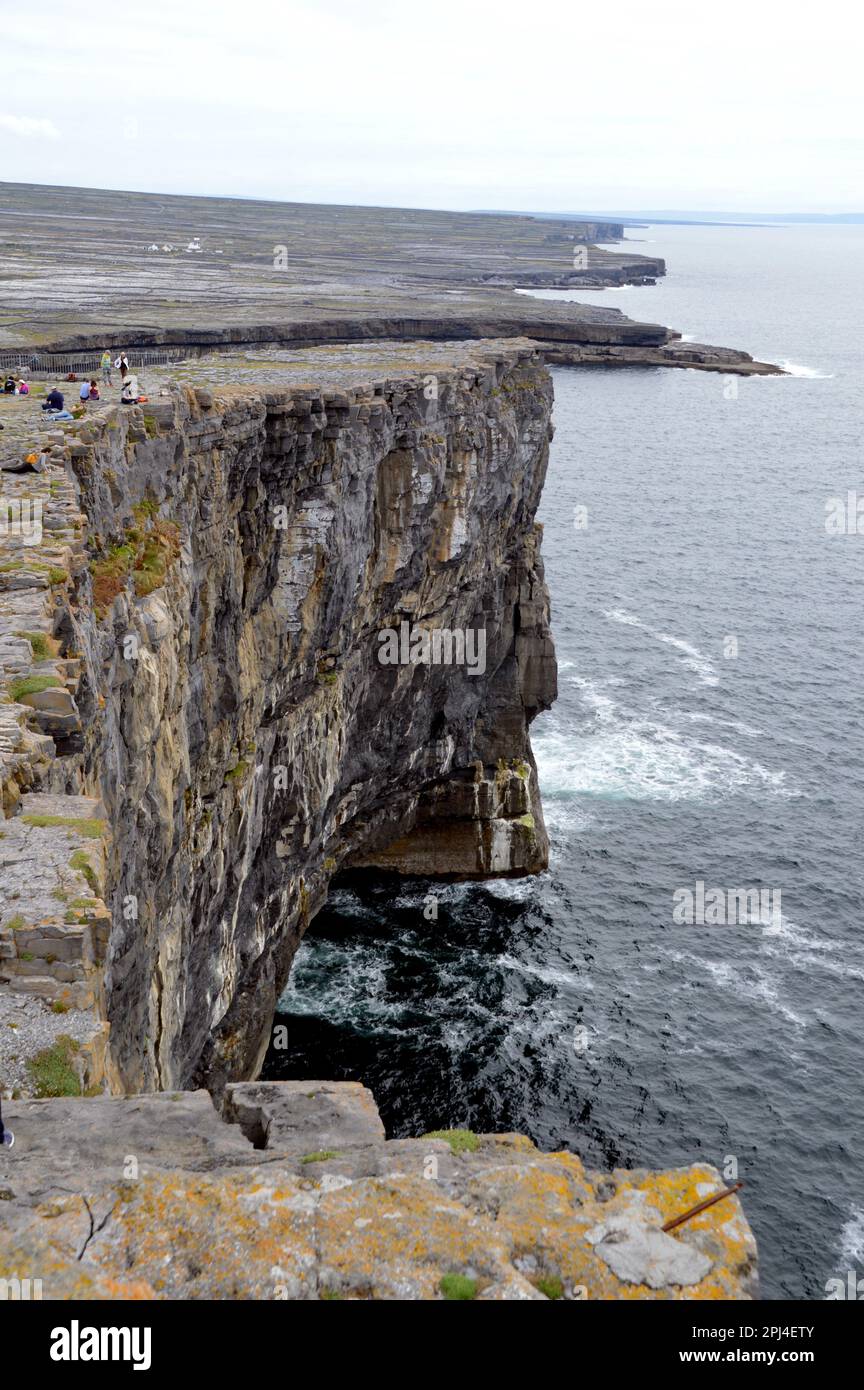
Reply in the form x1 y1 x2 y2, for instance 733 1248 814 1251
23 815 105 840
132 569 163 597
439 1274 477 1301
9 674 63 702
26 1035 81 1098
133 498 159 521
421 1128 480 1155
13 631 60 660
69 849 99 893
533 1275 564 1300
300 1150 338 1165
91 511 180 608
4 914 26 931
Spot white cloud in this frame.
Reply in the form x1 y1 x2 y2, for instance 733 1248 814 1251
0 0 861 210
0 114 60 139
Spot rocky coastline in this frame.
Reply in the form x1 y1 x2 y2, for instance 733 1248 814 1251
0 188 767 1299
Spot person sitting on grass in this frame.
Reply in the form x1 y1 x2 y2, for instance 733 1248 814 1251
3 375 16 394
42 387 64 412
87 379 100 401
79 380 91 402
17 378 29 395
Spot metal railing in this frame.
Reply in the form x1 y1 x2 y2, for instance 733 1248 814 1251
0 348 191 377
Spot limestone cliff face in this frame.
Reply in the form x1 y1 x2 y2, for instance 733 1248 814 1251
55 346 556 1093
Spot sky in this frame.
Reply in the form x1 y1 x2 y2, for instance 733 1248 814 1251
2 0 862 214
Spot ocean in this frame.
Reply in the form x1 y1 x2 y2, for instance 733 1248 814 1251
263 223 864 1299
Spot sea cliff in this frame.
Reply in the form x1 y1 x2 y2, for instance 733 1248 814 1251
0 336 760 1300
2 342 556 1093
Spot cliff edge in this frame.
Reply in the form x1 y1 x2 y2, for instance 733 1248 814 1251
0 1083 758 1300
1 341 556 1093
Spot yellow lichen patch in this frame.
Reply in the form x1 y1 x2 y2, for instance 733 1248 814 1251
89 1175 318 1299
605 1164 757 1300
316 1176 513 1299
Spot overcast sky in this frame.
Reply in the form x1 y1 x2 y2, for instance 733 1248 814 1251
2 0 861 213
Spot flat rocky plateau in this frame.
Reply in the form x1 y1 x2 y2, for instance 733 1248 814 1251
0 182 779 375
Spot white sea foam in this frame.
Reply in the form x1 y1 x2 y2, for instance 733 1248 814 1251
838 1205 864 1267
480 877 539 903
534 694 789 804
760 912 837 952
776 360 834 379
669 951 807 1028
680 711 765 738
604 607 719 686
787 953 864 984
759 912 864 978
497 953 587 989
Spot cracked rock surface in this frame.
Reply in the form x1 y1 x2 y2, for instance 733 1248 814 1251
0 1082 758 1300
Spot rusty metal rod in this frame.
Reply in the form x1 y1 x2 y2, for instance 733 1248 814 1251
662 1182 744 1233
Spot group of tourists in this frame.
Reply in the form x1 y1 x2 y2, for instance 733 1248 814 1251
0 348 148 428
3 375 30 395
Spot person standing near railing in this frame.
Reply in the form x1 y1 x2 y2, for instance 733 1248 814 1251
100 349 113 387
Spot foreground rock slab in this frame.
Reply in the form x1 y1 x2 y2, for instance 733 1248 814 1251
0 1082 757 1300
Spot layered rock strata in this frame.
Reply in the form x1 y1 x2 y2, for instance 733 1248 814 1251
1 342 556 1095
0 450 111 1093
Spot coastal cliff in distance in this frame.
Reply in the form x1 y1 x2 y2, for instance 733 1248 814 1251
0 182 780 376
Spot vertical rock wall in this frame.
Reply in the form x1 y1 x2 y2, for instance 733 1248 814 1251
42 346 557 1092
